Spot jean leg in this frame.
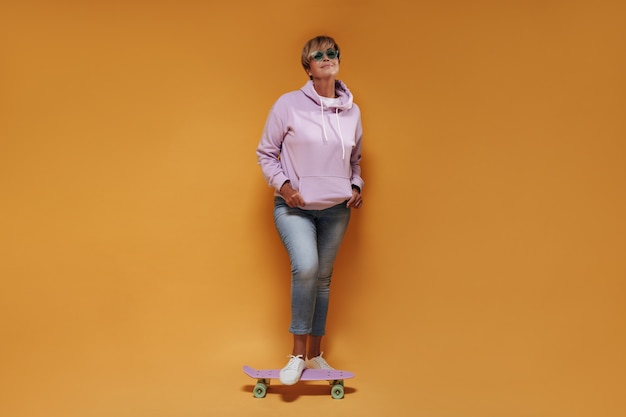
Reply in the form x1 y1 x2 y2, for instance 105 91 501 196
274 199 319 335
311 203 351 336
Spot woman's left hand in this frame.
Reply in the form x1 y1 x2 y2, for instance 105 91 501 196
346 189 363 209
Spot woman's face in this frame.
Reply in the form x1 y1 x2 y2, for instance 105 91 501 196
308 47 340 80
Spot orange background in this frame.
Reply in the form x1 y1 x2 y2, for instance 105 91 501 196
1 1 625 416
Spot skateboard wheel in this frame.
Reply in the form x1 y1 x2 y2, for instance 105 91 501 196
331 384 344 399
253 382 267 398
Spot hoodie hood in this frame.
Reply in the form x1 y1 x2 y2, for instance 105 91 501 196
300 79 354 110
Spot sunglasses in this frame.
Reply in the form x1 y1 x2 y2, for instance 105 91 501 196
310 49 340 61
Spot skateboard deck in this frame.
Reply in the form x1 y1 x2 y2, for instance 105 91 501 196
243 365 354 399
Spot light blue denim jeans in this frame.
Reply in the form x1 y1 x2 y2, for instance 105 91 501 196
273 197 351 336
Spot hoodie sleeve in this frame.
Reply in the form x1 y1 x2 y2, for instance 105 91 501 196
350 108 365 191
256 100 290 191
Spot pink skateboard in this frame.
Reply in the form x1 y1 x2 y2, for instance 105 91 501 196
243 365 354 399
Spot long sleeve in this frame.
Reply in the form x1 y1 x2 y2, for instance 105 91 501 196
350 114 365 191
256 103 290 191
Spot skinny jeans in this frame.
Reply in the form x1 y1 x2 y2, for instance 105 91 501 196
273 197 351 336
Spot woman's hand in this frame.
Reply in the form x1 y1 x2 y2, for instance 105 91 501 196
280 181 305 208
346 188 363 209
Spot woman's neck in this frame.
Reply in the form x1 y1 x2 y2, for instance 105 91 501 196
312 79 336 98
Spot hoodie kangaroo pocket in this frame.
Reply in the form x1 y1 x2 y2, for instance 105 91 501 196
299 176 352 209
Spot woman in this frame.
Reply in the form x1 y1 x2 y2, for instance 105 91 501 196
256 35 364 385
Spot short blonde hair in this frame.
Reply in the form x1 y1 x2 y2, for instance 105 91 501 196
301 35 341 75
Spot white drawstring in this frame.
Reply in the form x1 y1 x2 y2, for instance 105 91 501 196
335 109 346 160
319 97 346 160
320 100 329 143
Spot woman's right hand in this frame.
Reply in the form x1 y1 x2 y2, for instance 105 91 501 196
280 181 305 208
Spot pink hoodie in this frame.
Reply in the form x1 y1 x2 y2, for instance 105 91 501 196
257 80 364 210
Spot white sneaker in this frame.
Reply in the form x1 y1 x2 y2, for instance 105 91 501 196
279 355 305 385
305 352 334 370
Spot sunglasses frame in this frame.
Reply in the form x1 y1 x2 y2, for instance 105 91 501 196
310 49 340 62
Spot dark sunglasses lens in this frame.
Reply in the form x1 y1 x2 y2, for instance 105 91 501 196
312 52 324 61
326 49 338 59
